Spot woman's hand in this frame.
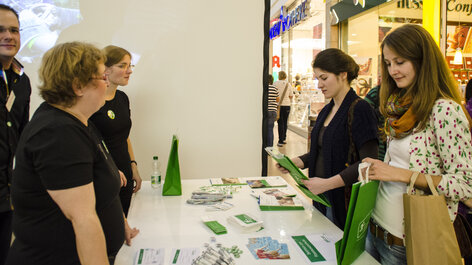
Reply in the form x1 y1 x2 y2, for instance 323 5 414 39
276 157 304 174
124 218 140 246
119 170 127 187
362 157 411 183
131 164 142 193
301 175 344 195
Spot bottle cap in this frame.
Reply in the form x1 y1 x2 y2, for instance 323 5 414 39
153 156 158 160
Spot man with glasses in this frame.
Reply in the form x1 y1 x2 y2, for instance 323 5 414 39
0 4 31 264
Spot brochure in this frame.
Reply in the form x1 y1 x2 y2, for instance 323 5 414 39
246 176 287 188
265 147 331 207
210 177 246 186
256 188 304 211
291 234 339 264
170 248 201 265
246 237 291 260
134 248 165 265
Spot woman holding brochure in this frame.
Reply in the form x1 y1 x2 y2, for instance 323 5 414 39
277 48 378 229
361 24 472 265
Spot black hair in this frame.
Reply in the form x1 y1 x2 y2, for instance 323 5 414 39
0 4 19 22
312 48 359 83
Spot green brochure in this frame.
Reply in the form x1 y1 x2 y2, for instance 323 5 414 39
265 147 331 207
335 163 379 265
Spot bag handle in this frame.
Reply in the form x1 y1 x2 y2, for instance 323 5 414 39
407 172 438 196
358 162 370 184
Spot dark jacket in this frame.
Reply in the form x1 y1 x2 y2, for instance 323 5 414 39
0 59 31 212
303 88 377 228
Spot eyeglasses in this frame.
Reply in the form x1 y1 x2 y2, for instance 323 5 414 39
115 63 135 71
90 73 109 82
0 26 20 34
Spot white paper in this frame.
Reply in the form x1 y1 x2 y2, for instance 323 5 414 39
170 248 201 265
134 248 165 265
291 234 338 264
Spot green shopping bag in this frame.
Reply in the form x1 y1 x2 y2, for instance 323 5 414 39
162 135 182 196
335 162 379 265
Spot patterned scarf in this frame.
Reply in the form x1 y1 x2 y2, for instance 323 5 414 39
385 93 417 139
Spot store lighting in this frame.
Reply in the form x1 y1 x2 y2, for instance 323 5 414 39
453 48 463 65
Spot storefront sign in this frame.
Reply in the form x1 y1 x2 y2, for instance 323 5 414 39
330 0 388 24
395 0 472 16
270 0 311 40
272 56 280 68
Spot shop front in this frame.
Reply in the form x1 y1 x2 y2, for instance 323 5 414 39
270 0 327 136
332 0 472 97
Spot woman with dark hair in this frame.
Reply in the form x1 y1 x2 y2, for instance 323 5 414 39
277 48 378 229
363 24 472 265
90 45 141 217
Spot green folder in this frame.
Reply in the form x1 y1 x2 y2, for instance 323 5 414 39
162 135 182 196
265 147 331 207
335 163 379 265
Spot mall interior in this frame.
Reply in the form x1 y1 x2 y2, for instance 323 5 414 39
267 0 472 177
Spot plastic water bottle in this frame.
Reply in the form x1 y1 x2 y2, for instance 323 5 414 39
151 156 161 189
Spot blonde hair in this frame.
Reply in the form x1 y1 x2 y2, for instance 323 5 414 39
379 24 462 132
39 42 105 107
102 45 131 67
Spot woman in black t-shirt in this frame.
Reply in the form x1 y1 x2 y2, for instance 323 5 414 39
90 45 142 217
6 42 138 265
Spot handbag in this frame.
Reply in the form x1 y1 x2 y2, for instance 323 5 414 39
162 135 182 196
453 208 472 258
335 162 379 265
276 82 289 120
403 172 462 265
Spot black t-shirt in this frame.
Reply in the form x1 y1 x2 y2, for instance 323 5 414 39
90 90 132 180
7 102 124 265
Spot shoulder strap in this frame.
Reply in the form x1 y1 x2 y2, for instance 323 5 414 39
346 98 362 166
280 82 289 103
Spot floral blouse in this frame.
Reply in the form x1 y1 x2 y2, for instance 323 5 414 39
407 99 472 221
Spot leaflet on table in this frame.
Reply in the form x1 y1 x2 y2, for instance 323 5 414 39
246 176 287 188
256 188 304 211
291 234 339 264
134 248 165 265
265 147 331 207
246 237 291 260
210 177 247 186
170 248 201 265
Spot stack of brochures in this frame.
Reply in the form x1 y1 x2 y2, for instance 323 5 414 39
252 187 304 211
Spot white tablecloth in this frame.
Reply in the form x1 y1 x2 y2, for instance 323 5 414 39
115 179 380 265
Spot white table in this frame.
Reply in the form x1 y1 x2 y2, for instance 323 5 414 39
115 179 380 265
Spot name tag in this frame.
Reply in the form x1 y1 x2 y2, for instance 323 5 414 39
6 91 15 112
